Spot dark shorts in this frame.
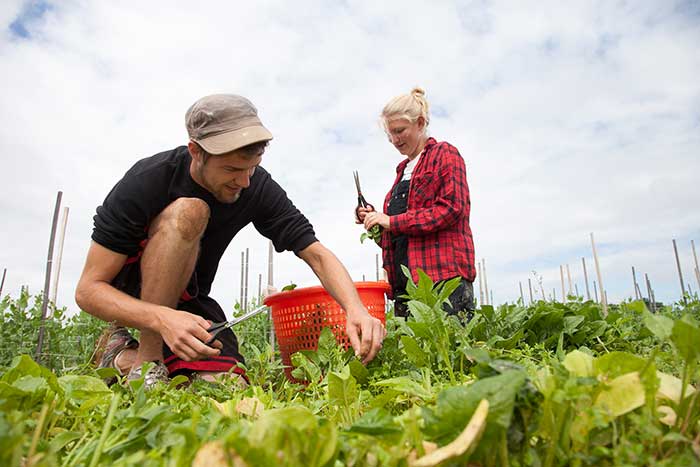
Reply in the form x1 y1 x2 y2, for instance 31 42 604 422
394 277 475 323
111 244 246 377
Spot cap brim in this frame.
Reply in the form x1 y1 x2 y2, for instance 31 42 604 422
197 125 273 155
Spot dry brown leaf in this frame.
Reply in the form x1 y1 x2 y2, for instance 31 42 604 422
192 440 247 467
411 399 489 467
236 397 264 418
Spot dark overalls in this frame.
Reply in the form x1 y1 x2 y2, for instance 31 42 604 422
387 173 475 321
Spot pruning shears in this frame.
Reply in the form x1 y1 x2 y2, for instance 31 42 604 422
353 170 375 221
205 304 268 346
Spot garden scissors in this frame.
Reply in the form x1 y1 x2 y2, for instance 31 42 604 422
205 304 268 346
353 170 375 221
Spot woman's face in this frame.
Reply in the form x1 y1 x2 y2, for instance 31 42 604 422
385 117 425 158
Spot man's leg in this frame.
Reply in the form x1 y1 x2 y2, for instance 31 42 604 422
130 197 210 370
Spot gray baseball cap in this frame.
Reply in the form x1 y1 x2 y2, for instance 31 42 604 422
185 94 273 155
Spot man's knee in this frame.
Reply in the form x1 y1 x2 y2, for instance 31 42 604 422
151 198 210 241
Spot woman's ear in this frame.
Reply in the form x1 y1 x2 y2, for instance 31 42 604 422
416 116 426 131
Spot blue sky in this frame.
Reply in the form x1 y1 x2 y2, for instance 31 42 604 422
0 0 699 314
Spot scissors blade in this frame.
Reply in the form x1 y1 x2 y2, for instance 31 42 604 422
353 170 362 193
218 304 269 331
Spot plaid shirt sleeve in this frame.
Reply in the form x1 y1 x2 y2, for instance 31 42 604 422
389 143 468 235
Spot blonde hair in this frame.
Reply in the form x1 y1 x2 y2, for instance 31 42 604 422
381 87 430 132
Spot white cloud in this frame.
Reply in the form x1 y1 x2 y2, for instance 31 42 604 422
0 0 698 317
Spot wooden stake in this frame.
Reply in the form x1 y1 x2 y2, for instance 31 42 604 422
590 233 607 316
258 273 262 299
49 207 69 307
0 268 6 298
477 261 484 306
482 259 490 306
519 281 524 305
582 257 591 300
672 239 686 302
559 265 566 303
566 264 573 296
36 191 62 364
527 278 534 304
645 273 654 312
490 290 494 307
631 266 640 300
575 283 579 297
375 253 379 281
552 288 557 302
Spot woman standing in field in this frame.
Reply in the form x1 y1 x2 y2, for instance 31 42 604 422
358 87 476 319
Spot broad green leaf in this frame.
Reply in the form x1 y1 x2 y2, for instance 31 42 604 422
422 370 527 444
593 352 645 378
58 375 110 403
643 310 673 341
348 359 369 385
594 372 645 417
400 335 429 367
671 317 700 362
328 371 358 408
563 315 585 334
563 350 593 377
347 408 402 436
373 376 433 401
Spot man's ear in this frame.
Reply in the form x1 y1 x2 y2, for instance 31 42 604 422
188 141 202 162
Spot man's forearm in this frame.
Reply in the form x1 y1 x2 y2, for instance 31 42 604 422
76 280 164 331
299 242 364 313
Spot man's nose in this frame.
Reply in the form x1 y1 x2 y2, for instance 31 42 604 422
236 171 251 188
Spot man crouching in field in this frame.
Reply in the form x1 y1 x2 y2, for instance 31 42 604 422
76 93 385 389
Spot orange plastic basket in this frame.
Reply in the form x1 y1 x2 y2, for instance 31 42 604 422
263 281 390 380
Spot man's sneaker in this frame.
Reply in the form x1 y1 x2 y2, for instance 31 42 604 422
127 361 170 390
94 324 139 385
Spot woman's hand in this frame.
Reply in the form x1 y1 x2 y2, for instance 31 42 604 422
364 211 390 230
355 206 374 224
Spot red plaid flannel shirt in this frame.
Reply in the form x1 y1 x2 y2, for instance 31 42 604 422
381 137 476 297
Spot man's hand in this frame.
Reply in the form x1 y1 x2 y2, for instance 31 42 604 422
345 307 386 364
155 307 223 362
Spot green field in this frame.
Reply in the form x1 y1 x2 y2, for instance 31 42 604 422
1 273 699 466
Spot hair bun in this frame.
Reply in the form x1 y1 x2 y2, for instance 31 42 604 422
411 87 426 98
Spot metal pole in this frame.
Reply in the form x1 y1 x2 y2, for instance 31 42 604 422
559 265 566 303
590 233 608 316
36 191 62 364
552 288 557 302
691 240 700 290
566 264 573 296
239 251 244 309
375 253 379 281
593 280 599 303
582 257 591 300
49 206 69 307
575 283 579 297
672 239 687 302
258 273 262 300
645 273 653 311
482 259 490 306
244 248 249 311
267 240 275 352
490 290 494 307
0 268 6 298
519 281 524 305
527 278 533 304
478 261 484 306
